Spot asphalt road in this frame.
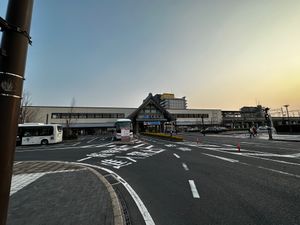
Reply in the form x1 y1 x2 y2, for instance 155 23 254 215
15 133 300 225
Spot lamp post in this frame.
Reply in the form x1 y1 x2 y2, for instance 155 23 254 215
0 1 34 224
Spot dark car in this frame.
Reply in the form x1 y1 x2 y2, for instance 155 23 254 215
201 126 228 134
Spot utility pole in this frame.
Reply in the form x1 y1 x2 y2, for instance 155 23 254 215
0 1 34 225
283 104 292 133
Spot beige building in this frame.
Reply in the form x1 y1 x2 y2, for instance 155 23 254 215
24 94 222 134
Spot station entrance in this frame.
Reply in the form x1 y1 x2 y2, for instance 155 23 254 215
127 93 173 133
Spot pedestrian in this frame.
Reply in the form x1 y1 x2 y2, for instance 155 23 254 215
253 126 257 136
249 127 254 138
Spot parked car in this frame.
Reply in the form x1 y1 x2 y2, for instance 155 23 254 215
187 127 200 132
257 126 276 134
201 126 228 134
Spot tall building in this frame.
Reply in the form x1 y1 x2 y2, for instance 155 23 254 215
154 93 187 110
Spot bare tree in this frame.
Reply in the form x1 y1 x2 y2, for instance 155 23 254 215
19 90 36 123
65 97 76 137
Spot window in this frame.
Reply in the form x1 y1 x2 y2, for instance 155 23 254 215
174 113 209 118
87 113 95 118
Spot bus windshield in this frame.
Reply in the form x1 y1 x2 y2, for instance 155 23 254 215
115 121 132 131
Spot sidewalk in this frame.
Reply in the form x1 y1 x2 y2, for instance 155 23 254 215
258 133 300 142
8 161 124 225
218 131 300 142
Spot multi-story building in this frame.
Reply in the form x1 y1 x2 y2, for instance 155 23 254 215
24 93 222 134
154 93 187 110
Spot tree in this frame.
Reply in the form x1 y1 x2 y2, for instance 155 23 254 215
19 90 36 123
65 97 76 137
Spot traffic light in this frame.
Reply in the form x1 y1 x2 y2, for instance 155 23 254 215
265 113 269 120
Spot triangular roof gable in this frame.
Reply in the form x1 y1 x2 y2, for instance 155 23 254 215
127 93 173 121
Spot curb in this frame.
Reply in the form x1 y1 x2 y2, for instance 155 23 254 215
272 139 300 143
85 166 124 225
14 161 125 225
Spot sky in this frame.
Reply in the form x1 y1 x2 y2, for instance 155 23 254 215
1 0 300 111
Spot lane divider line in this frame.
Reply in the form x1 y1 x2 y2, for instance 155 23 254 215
202 153 239 163
173 153 180 159
188 180 200 199
182 163 189 171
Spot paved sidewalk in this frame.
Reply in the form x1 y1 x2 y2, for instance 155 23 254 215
213 132 300 142
7 161 124 225
258 133 300 142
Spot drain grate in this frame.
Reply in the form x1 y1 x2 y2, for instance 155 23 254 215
115 187 132 225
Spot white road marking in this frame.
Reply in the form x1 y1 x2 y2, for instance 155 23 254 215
10 169 86 196
76 163 156 225
77 156 92 162
238 154 300 166
188 180 200 198
95 142 113 148
182 163 189 171
145 145 154 149
200 146 300 166
107 144 116 148
202 153 239 163
173 153 180 158
133 143 145 148
116 156 137 162
101 159 132 169
257 166 300 179
10 173 45 196
87 137 99 143
72 142 81 146
80 145 95 149
178 147 191 151
165 144 176 147
223 144 234 147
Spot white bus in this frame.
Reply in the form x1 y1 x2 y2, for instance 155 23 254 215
114 119 133 141
17 123 63 145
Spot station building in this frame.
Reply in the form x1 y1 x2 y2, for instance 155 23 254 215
24 93 222 134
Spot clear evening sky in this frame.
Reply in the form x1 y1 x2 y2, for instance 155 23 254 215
1 0 300 110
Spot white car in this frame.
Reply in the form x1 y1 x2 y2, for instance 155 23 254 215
257 126 276 134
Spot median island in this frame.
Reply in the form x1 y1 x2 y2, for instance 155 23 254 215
141 132 183 142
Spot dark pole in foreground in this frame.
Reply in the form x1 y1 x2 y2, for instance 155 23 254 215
0 1 33 225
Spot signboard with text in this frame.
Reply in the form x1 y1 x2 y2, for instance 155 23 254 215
121 128 130 142
143 121 161 126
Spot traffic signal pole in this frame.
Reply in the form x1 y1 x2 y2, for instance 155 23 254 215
0 1 33 225
264 108 273 140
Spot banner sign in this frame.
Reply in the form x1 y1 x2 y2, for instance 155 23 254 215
144 121 161 126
